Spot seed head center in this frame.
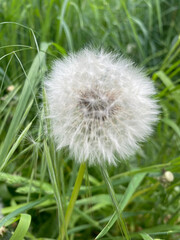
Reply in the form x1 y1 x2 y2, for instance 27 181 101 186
78 89 119 121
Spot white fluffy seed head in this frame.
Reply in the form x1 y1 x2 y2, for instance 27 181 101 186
45 48 159 165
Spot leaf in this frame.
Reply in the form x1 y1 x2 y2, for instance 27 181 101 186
51 43 67 55
44 141 65 235
10 214 31 240
162 118 180 138
139 232 154 240
0 122 32 171
100 167 130 240
0 42 49 169
0 85 21 113
154 71 174 90
0 196 49 228
95 173 146 239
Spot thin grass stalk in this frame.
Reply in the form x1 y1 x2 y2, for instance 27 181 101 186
44 141 67 238
43 88 68 239
101 167 130 240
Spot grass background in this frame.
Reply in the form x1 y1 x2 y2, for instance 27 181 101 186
0 0 180 239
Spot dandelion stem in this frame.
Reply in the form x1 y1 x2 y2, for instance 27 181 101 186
101 167 131 240
59 162 86 240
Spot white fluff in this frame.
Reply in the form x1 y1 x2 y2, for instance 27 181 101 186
45 48 159 165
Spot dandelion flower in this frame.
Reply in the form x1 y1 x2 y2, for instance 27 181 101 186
45 48 159 165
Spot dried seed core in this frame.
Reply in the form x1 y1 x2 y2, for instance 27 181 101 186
78 89 120 121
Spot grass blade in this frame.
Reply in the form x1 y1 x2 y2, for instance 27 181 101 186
97 167 131 240
59 163 86 240
96 173 146 239
0 42 48 168
139 233 154 240
162 118 180 138
0 122 32 171
10 214 31 240
44 141 66 238
153 71 174 89
0 196 49 228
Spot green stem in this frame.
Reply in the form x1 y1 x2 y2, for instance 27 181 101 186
44 141 67 239
59 162 86 240
101 167 130 240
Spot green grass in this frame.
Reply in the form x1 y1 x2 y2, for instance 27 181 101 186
0 0 180 239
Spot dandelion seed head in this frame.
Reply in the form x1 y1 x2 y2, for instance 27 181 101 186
45 48 159 165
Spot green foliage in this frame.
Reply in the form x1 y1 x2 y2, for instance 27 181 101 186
0 0 180 239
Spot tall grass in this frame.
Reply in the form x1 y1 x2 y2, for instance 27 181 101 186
0 0 180 239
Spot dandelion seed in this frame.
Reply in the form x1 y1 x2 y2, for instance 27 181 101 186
45 48 159 165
